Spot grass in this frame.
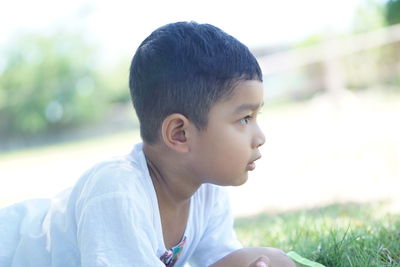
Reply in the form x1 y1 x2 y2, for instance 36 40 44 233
234 202 400 266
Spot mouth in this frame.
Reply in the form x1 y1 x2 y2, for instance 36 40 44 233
247 155 261 171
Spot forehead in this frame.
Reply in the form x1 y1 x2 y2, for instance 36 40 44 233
211 80 264 114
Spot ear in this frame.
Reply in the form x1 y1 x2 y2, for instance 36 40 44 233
161 113 191 153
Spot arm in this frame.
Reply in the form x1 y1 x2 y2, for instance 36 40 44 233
189 186 295 267
76 192 165 267
189 186 242 266
210 247 295 267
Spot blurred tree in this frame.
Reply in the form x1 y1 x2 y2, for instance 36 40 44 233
98 61 131 104
383 0 400 89
385 0 400 25
294 33 325 48
343 0 400 91
0 31 111 138
352 0 386 33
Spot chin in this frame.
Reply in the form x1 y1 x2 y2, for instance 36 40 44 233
231 174 248 186
210 173 248 186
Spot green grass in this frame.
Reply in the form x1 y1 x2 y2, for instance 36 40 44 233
235 202 400 266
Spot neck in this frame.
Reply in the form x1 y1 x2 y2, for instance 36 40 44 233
143 142 200 207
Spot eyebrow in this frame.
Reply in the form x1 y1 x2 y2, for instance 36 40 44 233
234 102 264 114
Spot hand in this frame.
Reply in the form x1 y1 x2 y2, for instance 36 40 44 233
248 256 270 267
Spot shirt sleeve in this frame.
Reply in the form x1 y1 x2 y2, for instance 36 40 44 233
76 192 165 267
189 186 242 267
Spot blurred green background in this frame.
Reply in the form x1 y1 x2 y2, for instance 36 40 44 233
0 30 132 147
0 1 399 265
0 0 399 213
1 0 399 149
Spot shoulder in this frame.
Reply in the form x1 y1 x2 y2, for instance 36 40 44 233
193 184 231 217
72 143 152 203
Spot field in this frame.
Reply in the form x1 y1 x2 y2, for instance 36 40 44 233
235 202 400 266
1 90 399 266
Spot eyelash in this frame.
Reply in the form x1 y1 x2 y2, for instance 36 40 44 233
239 111 262 125
239 115 252 125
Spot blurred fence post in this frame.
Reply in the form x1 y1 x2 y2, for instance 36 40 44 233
257 23 400 98
323 37 346 96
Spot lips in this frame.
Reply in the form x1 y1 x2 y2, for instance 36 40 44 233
247 154 261 171
247 162 256 171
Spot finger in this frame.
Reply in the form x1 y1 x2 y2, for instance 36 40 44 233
254 256 270 267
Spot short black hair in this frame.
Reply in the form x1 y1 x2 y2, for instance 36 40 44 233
129 21 262 144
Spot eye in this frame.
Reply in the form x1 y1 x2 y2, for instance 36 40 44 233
239 115 252 125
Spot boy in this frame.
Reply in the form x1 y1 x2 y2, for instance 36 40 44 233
0 22 295 267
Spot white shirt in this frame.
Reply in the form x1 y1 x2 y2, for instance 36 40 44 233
0 143 242 267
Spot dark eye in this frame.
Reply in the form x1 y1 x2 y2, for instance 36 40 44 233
239 116 251 125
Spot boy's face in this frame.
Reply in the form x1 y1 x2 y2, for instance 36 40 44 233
190 80 265 186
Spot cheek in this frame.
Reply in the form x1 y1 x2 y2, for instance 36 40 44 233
207 129 249 163
218 127 249 150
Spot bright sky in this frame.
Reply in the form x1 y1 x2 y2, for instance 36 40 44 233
1 0 366 63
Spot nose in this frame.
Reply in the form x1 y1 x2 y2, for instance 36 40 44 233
252 123 265 148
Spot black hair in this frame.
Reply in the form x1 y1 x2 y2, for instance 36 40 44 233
129 21 262 144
